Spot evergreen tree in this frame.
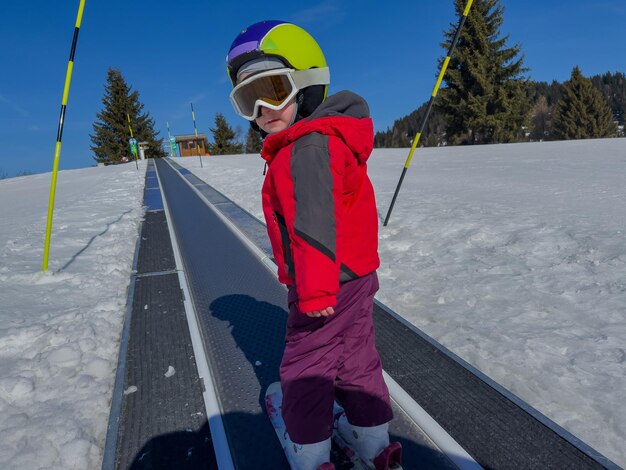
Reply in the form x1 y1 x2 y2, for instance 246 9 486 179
207 113 244 155
528 95 551 141
90 68 165 164
244 127 263 153
590 71 626 126
376 71 626 147
525 80 564 140
527 80 562 107
552 67 617 140
374 101 447 148
436 0 529 145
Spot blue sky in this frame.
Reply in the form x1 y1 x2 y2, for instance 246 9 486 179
0 0 625 177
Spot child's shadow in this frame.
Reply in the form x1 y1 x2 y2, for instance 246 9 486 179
208 294 444 469
209 293 287 394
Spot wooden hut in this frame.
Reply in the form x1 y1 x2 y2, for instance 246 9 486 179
175 134 210 157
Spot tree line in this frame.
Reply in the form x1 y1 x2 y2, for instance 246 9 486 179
204 113 262 156
375 69 624 148
375 0 624 148
0 169 36 180
90 0 624 164
89 68 261 164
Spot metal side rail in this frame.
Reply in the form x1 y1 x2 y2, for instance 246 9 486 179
164 157 621 470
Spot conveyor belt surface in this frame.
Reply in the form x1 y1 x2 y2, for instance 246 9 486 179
104 161 215 470
156 158 455 469
163 157 619 470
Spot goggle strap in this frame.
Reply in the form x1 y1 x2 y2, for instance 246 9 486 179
291 67 330 90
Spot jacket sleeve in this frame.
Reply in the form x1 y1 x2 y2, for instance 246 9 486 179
284 132 344 312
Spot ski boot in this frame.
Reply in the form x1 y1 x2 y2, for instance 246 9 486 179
284 435 334 470
336 415 402 469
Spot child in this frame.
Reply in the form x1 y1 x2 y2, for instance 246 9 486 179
226 21 401 470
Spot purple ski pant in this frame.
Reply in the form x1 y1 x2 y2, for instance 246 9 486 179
280 272 393 444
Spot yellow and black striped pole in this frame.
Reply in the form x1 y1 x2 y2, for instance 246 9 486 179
383 0 473 226
127 113 139 170
190 102 204 168
42 0 86 272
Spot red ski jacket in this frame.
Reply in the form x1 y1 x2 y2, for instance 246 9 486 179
261 91 380 313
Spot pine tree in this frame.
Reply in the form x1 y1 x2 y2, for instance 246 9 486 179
207 113 244 155
436 0 529 145
528 80 562 107
552 67 617 140
528 95 551 141
525 80 564 140
90 68 165 164
244 127 263 153
376 70 626 147
590 71 626 126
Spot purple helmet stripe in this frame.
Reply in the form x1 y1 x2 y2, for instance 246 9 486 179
227 41 258 64
227 20 285 65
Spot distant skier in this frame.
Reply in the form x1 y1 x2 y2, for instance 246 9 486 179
226 21 400 470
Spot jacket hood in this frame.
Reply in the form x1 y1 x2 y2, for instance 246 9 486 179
261 91 374 165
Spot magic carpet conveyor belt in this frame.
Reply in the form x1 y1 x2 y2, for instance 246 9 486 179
153 157 619 470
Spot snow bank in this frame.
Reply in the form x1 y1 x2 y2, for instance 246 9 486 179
0 162 146 469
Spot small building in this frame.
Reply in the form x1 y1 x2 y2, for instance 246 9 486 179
175 134 210 157
138 141 149 160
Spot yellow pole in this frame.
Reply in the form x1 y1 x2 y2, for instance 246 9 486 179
383 0 473 226
127 113 134 138
42 0 86 271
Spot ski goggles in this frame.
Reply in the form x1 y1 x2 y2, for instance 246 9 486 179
230 67 330 121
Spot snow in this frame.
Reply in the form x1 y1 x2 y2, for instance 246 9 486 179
0 162 146 469
175 138 626 467
164 366 176 378
0 138 624 468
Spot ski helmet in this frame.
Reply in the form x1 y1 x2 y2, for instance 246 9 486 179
226 20 329 119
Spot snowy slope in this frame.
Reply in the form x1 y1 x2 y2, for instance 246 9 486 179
0 138 624 468
176 138 626 467
0 162 146 469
